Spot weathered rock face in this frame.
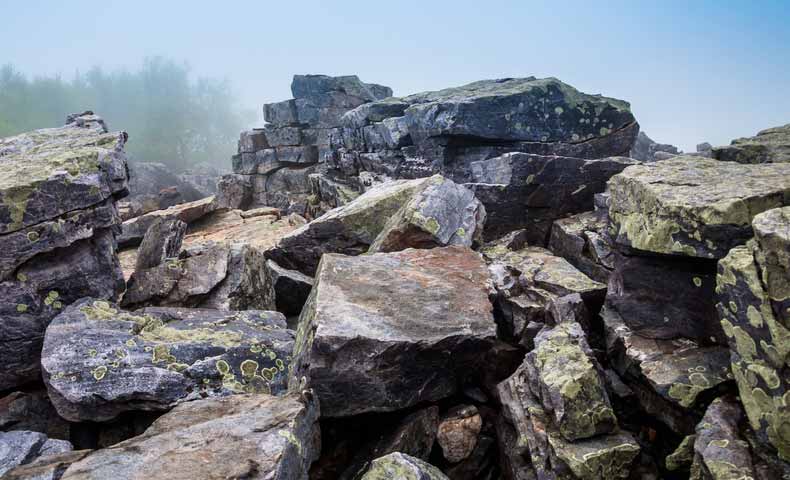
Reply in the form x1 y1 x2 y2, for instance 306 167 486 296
118 195 216 247
118 161 208 221
0 430 73 476
1 450 91 480
133 217 186 271
629 130 680 162
0 390 70 440
713 123 790 164
42 298 294 422
0 112 128 390
288 246 497 417
359 453 449 480
264 259 314 320
548 210 613 284
716 207 790 460
437 405 483 463
267 175 484 275
56 393 320 480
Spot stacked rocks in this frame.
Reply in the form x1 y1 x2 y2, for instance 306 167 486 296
713 123 790 164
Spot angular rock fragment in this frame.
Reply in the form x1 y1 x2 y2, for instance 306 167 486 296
629 130 680 162
265 259 314 319
0 431 73 476
42 298 294 422
603 307 733 435
120 161 209 220
359 452 449 480
1 450 91 480
548 210 614 284
118 196 216 247
0 390 70 439
134 217 186 271
288 246 497 417
713 123 790 164
607 157 790 259
57 393 320 479
437 405 483 463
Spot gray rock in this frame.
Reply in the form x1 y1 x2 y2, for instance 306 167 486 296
630 130 680 162
1 450 91 480
0 390 70 439
548 210 614 284
42 298 293 422
239 129 269 153
134 217 186 271
58 393 320 480
288 246 497 417
264 259 313 319
291 74 392 104
0 431 73 476
263 126 302 147
359 452 449 480
121 161 206 220
713 123 790 164
215 174 253 210
118 196 216 247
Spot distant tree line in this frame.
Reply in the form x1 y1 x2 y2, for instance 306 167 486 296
0 57 253 172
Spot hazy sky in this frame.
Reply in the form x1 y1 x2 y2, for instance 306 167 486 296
3 0 789 151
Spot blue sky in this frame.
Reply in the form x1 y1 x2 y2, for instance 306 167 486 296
3 0 789 151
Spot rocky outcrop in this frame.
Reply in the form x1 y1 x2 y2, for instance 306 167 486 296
54 393 320 480
42 298 293 421
267 175 485 275
713 123 790 164
288 246 498 417
359 453 449 480
629 130 680 162
548 210 613 284
118 161 209 221
0 112 128 390
0 430 73 476
118 195 216 247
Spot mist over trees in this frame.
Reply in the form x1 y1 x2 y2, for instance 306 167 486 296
0 57 253 171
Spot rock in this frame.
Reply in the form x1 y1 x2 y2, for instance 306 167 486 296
368 175 486 253
267 177 427 275
603 306 733 435
690 397 760 480
0 390 70 439
134 217 186 271
630 130 680 162
1 450 91 480
291 75 392 105
42 298 294 422
494 413 537 480
466 153 636 242
0 431 73 476
375 407 440 462
548 210 614 284
120 162 207 220
265 259 314 319
497 366 640 480
0 228 124 390
666 434 696 472
437 405 483 463
359 452 449 480
607 156 790 259
118 196 216 247
57 393 320 479
716 210 790 460
712 123 790 164
215 173 252 210
288 246 497 417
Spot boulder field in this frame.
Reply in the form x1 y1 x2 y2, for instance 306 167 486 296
1 75 789 480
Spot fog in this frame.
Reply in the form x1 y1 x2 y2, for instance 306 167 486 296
2 0 789 170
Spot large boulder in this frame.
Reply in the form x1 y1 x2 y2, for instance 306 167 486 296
712 123 790 164
359 453 449 480
288 246 498 417
42 298 293 422
55 393 320 480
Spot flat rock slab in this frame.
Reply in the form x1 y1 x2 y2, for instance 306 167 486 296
118 196 216 247
713 123 790 164
58 393 320 480
288 246 497 417
42 298 294 422
608 156 790 258
0 113 128 235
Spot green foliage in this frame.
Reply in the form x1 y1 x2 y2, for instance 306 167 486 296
0 58 253 171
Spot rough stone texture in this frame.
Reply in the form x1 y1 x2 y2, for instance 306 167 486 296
467 153 636 242
523 322 617 441
267 177 426 275
607 156 790 259
369 175 485 253
498 362 641 480
0 390 70 439
548 210 614 284
1 450 91 480
359 453 449 480
0 431 73 476
629 130 680 162
437 405 483 463
288 246 497 417
716 209 790 460
134 217 186 271
265 259 314 319
42 298 294 422
118 195 216 247
713 123 790 164
119 161 207 220
603 306 733 435
482 239 605 343
57 393 320 480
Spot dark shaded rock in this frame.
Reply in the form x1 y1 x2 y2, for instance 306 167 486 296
118 196 216 247
691 397 760 480
359 452 449 480
629 130 680 162
42 298 293 422
134 217 186 271
0 431 73 476
215 173 253 210
548 210 614 284
120 162 206 220
666 434 696 472
288 246 497 417
494 413 537 480
437 405 483 463
265 259 313 319
0 390 70 439
712 123 790 164
603 306 733 435
1 450 90 480
466 153 636 242
58 393 320 480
